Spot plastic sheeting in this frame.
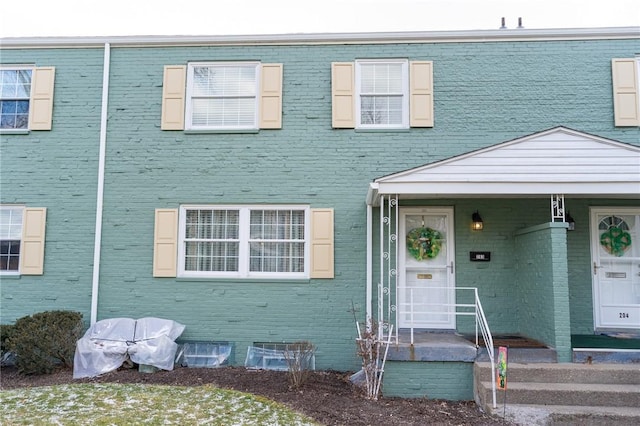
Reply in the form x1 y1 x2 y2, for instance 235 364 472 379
73 317 185 379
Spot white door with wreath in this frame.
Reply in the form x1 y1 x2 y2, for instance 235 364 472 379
590 207 640 330
398 207 456 329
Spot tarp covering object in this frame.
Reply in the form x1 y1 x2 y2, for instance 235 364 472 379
73 317 185 379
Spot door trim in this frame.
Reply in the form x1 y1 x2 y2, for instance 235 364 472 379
398 206 456 329
590 206 640 331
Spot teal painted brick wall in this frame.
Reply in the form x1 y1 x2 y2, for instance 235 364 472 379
0 48 105 325
383 361 474 400
514 224 572 361
1 36 639 373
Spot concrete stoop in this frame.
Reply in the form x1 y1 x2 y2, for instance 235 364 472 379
474 362 640 425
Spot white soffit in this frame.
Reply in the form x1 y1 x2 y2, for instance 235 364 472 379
369 127 640 201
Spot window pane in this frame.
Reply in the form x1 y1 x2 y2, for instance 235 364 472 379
192 66 256 97
184 241 239 272
361 95 403 125
360 63 403 94
191 98 255 127
0 208 23 239
0 240 20 272
0 100 30 130
250 242 304 273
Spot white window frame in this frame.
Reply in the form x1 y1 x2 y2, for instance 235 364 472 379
0 205 24 275
184 62 261 131
355 59 409 129
0 66 33 132
178 205 310 279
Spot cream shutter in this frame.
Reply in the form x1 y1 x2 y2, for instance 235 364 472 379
153 209 178 277
20 208 47 275
310 208 334 279
161 65 186 130
409 61 434 127
331 62 355 128
612 59 640 127
28 67 55 131
259 63 283 129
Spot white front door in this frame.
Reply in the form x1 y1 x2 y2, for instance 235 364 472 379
591 207 640 330
398 207 455 329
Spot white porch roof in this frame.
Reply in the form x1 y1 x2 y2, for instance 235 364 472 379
367 127 640 205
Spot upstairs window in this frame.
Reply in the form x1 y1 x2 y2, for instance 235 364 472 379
178 205 308 279
0 68 32 130
0 206 23 273
185 62 260 131
356 59 409 129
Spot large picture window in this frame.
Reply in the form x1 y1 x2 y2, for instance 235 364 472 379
185 62 260 130
179 206 308 278
356 59 408 129
0 68 32 130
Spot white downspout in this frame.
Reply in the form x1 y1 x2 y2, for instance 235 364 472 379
90 43 110 325
366 203 372 324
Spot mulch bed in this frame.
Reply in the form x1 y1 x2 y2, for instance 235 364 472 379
1 364 510 425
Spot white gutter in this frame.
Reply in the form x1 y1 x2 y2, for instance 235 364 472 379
1 26 638 48
90 43 110 325
366 203 372 324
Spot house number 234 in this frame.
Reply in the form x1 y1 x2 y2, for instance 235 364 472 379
619 312 630 318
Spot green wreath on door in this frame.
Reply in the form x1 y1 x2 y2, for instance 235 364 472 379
600 226 632 257
406 227 443 260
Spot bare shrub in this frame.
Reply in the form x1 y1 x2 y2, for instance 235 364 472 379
283 341 316 390
355 320 393 400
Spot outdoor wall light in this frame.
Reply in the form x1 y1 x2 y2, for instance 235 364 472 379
471 211 484 231
565 211 575 231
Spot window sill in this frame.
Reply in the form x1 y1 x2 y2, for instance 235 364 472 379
184 128 260 134
355 128 410 133
0 273 21 279
0 129 29 135
176 277 311 284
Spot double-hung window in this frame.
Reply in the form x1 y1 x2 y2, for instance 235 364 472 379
0 68 32 130
179 205 308 278
356 59 409 129
185 62 260 131
0 206 24 273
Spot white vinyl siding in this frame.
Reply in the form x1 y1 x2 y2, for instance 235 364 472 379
178 205 309 279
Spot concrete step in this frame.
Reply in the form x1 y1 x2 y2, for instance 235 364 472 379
486 403 640 426
475 361 640 384
477 381 640 407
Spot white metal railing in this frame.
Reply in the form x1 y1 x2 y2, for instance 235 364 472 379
398 286 497 409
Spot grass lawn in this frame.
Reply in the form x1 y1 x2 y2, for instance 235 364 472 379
0 383 319 425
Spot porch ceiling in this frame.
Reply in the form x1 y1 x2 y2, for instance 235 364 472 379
367 127 640 205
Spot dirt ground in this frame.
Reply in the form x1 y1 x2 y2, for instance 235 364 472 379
0 364 510 426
